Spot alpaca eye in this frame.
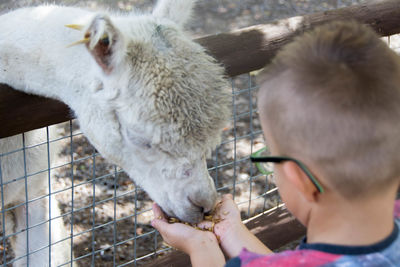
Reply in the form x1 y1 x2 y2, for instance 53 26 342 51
125 130 152 150
100 36 110 46
134 140 151 150
183 169 192 178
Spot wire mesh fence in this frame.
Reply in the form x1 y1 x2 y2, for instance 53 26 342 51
0 73 268 266
0 0 398 266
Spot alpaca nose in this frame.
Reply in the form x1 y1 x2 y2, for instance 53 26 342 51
199 206 205 214
199 206 214 215
188 191 217 214
188 197 206 213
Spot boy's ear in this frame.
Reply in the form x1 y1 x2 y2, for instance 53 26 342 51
84 15 124 74
152 0 196 26
282 161 319 202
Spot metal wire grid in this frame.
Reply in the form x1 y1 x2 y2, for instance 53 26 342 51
1 32 400 265
0 71 275 266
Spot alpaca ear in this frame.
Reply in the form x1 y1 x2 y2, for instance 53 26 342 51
84 15 123 74
152 0 196 26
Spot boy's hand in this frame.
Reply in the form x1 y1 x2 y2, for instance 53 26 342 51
204 194 248 257
201 194 272 258
205 194 243 240
151 203 220 255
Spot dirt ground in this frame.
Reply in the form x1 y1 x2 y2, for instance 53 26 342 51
2 0 399 266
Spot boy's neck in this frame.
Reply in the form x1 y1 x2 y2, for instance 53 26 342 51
306 187 397 247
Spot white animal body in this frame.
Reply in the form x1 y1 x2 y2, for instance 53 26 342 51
0 130 73 266
0 0 230 266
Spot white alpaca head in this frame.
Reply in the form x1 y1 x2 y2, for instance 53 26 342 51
70 0 230 223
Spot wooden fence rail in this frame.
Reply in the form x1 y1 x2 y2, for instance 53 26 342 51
1 0 399 138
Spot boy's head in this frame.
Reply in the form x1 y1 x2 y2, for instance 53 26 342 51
258 20 400 200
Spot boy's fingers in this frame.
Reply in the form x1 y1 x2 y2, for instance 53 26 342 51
197 220 214 230
152 203 162 217
151 218 169 234
221 194 236 208
218 194 241 217
222 194 233 201
152 203 168 222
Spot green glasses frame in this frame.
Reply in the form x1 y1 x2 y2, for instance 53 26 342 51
250 147 324 193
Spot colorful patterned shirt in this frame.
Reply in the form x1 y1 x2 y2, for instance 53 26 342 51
226 199 400 267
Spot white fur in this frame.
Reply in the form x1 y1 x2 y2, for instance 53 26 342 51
0 131 73 266
0 0 230 266
153 0 196 26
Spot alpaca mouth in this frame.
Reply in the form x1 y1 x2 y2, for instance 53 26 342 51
187 196 205 214
160 205 177 219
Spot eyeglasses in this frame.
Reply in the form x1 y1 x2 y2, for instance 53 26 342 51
250 147 324 193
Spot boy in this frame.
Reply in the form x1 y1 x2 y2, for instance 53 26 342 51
151 20 400 266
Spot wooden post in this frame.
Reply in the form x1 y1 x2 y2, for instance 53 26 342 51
197 0 400 77
0 0 399 138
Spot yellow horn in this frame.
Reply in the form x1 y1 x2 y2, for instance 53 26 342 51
66 37 90 48
65 24 84 31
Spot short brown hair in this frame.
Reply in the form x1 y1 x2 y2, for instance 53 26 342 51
258 20 400 198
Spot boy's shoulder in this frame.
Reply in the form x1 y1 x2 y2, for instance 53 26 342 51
226 199 400 267
225 248 342 267
227 225 400 266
